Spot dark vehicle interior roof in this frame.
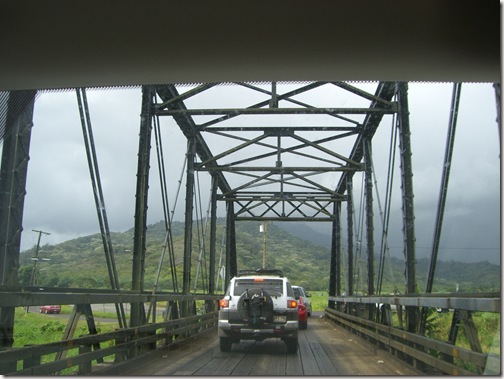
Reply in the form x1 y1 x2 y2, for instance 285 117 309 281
0 0 498 90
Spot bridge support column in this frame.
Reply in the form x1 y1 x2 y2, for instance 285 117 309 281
131 86 153 328
397 82 418 332
181 135 196 317
364 136 375 321
0 91 35 375
328 200 341 309
207 177 218 311
0 91 36 362
225 202 237 285
346 179 354 298
209 177 217 294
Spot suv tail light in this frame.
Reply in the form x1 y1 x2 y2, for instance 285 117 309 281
219 299 229 308
287 300 297 308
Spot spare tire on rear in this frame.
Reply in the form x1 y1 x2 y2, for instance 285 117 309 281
237 288 274 325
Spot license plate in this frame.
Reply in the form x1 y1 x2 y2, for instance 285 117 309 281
273 315 286 323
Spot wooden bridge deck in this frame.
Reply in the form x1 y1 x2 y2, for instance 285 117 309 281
99 313 422 376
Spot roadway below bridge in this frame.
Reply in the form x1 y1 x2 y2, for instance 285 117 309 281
97 312 422 375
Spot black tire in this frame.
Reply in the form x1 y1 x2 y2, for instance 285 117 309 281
237 288 274 325
220 337 232 352
285 337 298 353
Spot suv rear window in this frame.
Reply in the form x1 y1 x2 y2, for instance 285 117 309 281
233 278 284 296
293 287 301 299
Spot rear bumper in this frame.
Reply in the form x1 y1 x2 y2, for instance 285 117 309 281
218 319 298 340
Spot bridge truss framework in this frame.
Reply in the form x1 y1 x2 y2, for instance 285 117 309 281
0 81 500 375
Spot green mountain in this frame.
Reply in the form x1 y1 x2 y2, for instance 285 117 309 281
18 219 500 294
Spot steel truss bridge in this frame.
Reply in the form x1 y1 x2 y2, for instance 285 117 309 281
0 81 500 375
0 1 500 376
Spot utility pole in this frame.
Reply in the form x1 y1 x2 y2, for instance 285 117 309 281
26 229 50 313
29 229 51 286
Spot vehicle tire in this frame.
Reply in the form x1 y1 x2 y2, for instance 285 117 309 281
285 337 298 353
220 337 232 352
237 288 274 325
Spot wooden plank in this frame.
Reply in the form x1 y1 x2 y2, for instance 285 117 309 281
310 341 340 375
96 314 425 376
315 316 422 375
156 333 219 375
302 317 345 375
298 329 321 375
266 340 288 375
286 348 304 376
249 352 274 375
167 351 215 375
308 316 364 374
231 356 257 375
194 349 246 376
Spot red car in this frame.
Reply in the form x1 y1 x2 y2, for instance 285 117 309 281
298 296 308 329
40 305 61 314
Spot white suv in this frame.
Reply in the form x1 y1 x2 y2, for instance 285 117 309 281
218 269 299 353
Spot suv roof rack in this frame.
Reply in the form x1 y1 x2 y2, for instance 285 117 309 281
237 269 283 277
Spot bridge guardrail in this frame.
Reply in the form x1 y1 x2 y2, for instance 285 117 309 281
324 302 500 375
0 311 219 375
328 293 501 312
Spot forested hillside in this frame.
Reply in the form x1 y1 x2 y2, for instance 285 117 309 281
18 219 499 294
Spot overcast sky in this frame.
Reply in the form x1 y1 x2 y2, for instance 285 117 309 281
13 82 500 264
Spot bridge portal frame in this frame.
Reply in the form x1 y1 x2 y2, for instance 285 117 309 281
150 82 414 303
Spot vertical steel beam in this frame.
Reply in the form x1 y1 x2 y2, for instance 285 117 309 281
364 138 374 297
206 176 218 312
209 177 217 295
181 136 196 317
426 83 461 295
346 179 354 296
396 82 417 332
225 201 237 284
0 90 35 363
419 83 462 334
334 202 341 298
328 201 341 309
76 88 126 328
130 86 153 327
363 137 375 321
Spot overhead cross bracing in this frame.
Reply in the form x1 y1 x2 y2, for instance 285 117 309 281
153 81 397 222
